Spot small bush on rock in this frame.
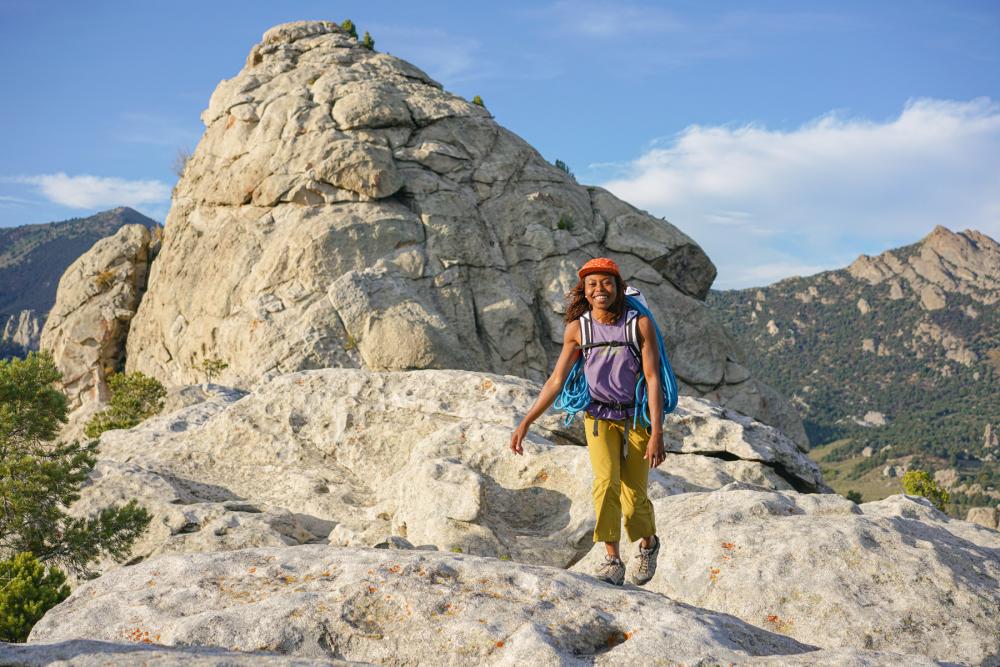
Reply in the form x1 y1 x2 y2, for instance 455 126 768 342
0 353 151 577
341 19 358 39
471 95 485 107
196 358 229 384
93 269 116 291
84 371 166 438
361 31 374 50
0 552 70 642
846 490 863 504
902 469 950 512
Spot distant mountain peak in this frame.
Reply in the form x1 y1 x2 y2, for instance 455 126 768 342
847 227 999 305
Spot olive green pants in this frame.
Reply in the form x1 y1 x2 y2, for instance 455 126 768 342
584 414 656 543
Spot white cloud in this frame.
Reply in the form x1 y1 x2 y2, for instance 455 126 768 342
12 173 171 209
601 98 1000 289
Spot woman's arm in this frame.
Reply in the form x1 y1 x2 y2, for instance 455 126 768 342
509 321 582 455
637 316 666 467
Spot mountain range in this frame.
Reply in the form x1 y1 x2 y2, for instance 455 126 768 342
707 226 1000 516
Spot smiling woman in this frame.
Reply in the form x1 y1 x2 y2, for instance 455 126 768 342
510 257 677 587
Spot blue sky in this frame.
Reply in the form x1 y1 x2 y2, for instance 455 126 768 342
1 1 998 288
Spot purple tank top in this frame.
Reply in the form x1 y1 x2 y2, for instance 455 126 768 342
583 314 641 420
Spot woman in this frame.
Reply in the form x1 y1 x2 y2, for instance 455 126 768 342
509 257 665 586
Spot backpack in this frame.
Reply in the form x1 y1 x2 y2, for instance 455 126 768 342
554 285 679 431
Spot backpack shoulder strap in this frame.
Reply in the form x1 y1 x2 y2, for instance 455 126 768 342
624 309 641 364
579 311 594 359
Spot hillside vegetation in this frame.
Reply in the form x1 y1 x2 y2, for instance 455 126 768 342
707 227 1000 517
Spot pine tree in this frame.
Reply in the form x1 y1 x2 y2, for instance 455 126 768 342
554 159 574 178
361 31 375 50
0 352 151 577
341 19 358 39
471 95 485 107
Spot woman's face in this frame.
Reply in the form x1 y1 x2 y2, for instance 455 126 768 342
584 272 617 310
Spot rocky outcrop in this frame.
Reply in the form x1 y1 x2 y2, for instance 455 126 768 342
0 308 41 355
573 486 1000 665
123 20 804 447
967 506 999 530
39 224 153 409
27 545 947 666
0 207 159 319
847 225 1000 307
71 369 824 578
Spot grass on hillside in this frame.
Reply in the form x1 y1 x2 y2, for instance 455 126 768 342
808 438 904 502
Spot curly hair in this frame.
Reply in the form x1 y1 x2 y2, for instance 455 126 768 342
564 274 626 323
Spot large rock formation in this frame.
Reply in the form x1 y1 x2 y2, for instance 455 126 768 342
574 486 1000 665
69 369 823 579
123 20 805 447
0 207 159 327
39 224 154 409
0 309 41 356
27 545 946 666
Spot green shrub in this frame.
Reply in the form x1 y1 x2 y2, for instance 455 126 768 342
557 214 574 231
341 19 358 39
845 490 863 504
84 371 166 438
902 469 950 512
361 31 374 50
0 552 70 642
196 358 229 384
0 353 151 577
471 95 485 107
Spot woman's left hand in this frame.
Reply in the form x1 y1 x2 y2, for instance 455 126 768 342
644 431 666 468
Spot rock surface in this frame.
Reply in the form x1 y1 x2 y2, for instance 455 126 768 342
71 369 824 577
39 224 153 409
0 640 352 666
24 545 869 665
122 20 805 447
967 505 999 530
573 486 1000 665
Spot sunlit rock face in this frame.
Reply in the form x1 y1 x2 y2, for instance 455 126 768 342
123 20 805 445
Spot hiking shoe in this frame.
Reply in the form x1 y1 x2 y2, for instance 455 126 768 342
594 555 625 586
629 535 660 586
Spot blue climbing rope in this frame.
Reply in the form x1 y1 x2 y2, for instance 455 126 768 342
553 294 679 429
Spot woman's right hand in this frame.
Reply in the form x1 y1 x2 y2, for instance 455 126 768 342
510 421 528 455
508 321 582 458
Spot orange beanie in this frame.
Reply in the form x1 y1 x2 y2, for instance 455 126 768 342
577 257 621 280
